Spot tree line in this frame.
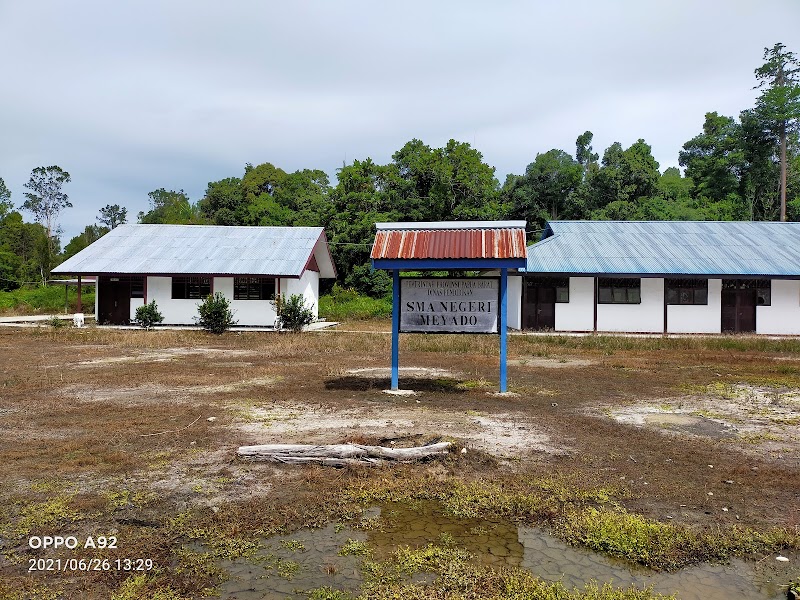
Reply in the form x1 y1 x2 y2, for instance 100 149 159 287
1 43 798 296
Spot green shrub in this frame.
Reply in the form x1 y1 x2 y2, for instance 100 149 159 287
273 293 314 332
196 292 237 334
47 315 66 328
135 300 164 329
319 286 392 321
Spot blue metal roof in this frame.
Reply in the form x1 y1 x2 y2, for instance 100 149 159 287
524 221 800 277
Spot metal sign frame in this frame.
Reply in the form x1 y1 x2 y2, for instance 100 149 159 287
389 269 510 392
398 276 501 334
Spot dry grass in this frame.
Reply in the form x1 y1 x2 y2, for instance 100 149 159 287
0 323 798 597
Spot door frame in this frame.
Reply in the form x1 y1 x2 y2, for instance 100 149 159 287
721 286 757 333
523 278 559 331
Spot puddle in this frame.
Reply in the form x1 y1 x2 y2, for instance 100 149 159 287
210 501 797 599
366 501 523 567
611 406 739 439
218 522 366 599
519 527 795 600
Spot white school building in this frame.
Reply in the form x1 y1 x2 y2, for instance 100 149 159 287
511 220 800 335
52 224 336 326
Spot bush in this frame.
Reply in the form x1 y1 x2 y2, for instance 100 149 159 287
135 300 164 329
273 293 314 332
196 292 237 334
47 315 66 328
319 286 392 321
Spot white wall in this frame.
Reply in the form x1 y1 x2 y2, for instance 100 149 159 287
216 277 277 327
281 270 320 319
757 279 800 335
507 275 522 330
667 279 722 333
597 278 664 333
130 297 144 322
145 274 321 326
555 277 595 332
146 277 202 325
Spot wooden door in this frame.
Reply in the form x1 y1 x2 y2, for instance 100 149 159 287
721 289 756 333
523 284 556 330
98 277 131 325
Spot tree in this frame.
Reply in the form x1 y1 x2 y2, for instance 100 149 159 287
98 204 127 229
504 149 582 228
585 139 661 214
138 188 198 224
0 211 51 288
575 131 599 176
199 176 245 225
62 225 109 261
21 166 71 281
679 112 744 203
0 177 11 220
753 43 800 221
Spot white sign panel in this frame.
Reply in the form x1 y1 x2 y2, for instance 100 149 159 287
400 278 499 333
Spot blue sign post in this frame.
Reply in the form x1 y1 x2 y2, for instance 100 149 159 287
371 221 527 394
499 268 508 392
391 269 400 390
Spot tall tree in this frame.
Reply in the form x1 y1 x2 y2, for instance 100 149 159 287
504 149 582 228
97 204 127 229
199 176 245 225
754 43 800 221
0 177 11 219
138 188 198 224
575 131 599 176
21 166 71 281
679 113 747 218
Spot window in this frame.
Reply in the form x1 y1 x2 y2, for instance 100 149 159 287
598 278 641 304
130 278 145 299
722 279 771 306
526 277 570 303
172 277 211 299
234 277 276 300
666 278 708 305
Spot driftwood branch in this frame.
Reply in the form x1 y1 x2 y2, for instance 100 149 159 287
236 442 451 466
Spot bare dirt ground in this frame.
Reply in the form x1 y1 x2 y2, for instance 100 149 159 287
0 323 799 598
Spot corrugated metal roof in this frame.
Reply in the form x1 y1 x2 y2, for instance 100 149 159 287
525 221 800 277
371 222 527 260
52 224 335 277
375 220 526 230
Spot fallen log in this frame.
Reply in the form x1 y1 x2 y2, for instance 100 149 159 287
236 442 451 465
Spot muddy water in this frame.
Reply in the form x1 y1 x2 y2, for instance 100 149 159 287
217 502 797 600
218 521 367 599
518 527 794 600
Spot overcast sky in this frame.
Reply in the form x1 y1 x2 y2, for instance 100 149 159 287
2 0 799 241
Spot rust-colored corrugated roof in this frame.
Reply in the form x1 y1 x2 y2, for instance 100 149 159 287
371 222 527 260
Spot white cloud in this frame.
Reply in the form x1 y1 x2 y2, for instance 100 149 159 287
0 0 798 240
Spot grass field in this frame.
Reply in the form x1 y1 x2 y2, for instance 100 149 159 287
0 324 798 599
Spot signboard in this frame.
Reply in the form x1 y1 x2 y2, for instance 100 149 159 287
400 278 499 333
